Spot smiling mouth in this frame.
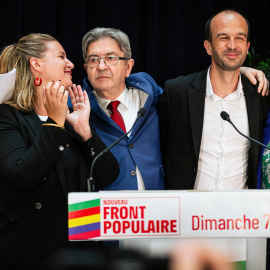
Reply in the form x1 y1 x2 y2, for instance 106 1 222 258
226 53 239 58
65 71 72 76
224 50 240 59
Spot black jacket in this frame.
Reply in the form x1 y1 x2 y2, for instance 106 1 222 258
0 104 119 269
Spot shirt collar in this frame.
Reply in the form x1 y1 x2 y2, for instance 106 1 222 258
206 66 243 101
93 86 129 112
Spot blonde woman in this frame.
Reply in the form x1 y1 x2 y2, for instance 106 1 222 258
0 33 119 269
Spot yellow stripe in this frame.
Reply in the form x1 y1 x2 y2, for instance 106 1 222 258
69 214 100 228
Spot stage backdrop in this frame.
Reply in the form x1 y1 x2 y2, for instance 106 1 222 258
0 0 269 86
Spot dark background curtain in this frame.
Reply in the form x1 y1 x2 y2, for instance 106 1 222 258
0 0 269 87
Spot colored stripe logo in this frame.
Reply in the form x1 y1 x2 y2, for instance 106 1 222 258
68 198 101 240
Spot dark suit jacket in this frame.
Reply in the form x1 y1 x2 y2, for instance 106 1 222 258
158 68 269 190
0 104 119 269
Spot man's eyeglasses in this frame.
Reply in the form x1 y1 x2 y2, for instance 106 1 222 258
85 56 127 67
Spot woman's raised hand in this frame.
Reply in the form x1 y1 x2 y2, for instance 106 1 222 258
67 84 92 141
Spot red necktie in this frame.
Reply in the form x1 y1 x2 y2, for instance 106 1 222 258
108 101 126 133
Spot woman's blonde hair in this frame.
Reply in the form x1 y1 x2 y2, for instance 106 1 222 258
0 33 56 111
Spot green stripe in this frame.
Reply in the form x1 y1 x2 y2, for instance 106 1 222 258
233 261 246 270
68 199 100 212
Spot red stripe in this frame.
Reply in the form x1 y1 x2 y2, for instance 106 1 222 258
68 206 100 219
69 229 101 240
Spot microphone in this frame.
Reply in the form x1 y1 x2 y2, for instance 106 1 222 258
87 108 146 192
220 111 230 122
220 111 270 151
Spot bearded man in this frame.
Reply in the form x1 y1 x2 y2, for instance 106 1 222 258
158 9 270 190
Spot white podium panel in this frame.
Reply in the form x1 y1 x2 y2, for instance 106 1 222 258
68 190 270 270
68 190 270 240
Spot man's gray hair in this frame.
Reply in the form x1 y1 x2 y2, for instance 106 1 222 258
82 27 132 62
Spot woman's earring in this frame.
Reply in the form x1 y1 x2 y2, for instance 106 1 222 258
34 76 42 86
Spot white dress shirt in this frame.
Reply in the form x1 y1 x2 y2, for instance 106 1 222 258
93 87 148 190
194 67 250 190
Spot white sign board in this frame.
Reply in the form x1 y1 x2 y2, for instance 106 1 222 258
68 190 270 240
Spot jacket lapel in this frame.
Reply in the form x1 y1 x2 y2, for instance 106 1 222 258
53 121 79 198
23 110 43 136
126 81 155 142
24 110 68 198
188 69 208 159
242 75 260 142
242 75 260 165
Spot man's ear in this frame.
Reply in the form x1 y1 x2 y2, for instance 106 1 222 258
125 59 134 78
29 57 43 74
83 64 87 72
204 40 212 56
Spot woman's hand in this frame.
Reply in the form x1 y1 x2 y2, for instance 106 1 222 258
43 80 68 126
67 84 92 141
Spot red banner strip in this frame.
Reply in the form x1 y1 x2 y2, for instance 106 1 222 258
68 206 100 219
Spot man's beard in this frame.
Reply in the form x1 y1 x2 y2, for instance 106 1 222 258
212 48 246 71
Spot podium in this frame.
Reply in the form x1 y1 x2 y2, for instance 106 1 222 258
68 190 270 269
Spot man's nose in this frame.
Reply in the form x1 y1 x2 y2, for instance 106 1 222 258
227 38 237 49
97 58 108 70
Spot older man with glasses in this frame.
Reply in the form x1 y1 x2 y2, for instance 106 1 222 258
80 27 164 191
